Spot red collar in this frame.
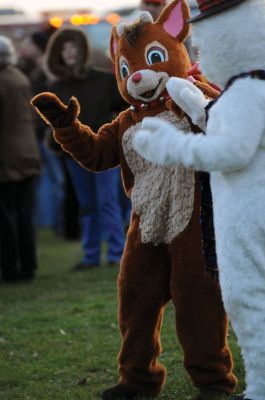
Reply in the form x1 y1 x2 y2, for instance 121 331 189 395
129 90 171 112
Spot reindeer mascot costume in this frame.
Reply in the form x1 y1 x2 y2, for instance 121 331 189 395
31 1 237 399
134 1 265 399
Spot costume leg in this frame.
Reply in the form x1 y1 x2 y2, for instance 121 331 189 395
118 213 171 396
169 191 237 394
216 221 265 400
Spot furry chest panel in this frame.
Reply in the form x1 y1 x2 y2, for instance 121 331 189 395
122 111 195 244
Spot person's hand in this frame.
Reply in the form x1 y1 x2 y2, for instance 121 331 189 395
31 92 80 129
133 117 184 166
166 77 209 129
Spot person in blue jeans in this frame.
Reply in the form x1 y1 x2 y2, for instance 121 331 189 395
66 159 125 268
43 27 126 269
35 140 65 234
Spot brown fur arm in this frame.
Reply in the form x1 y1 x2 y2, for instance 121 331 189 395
31 92 122 172
53 118 122 172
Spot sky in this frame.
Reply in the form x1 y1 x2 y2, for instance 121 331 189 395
1 0 140 15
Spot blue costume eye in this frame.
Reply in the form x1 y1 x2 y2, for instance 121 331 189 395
120 61 129 79
146 47 166 65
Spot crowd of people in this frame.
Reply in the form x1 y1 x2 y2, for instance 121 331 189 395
0 0 168 283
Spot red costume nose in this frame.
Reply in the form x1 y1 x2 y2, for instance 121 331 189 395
132 72 142 83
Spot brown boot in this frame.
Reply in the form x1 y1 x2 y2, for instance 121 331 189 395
101 384 148 399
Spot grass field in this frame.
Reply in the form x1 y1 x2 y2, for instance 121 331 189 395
0 230 245 400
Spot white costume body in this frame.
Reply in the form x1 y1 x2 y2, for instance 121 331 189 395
133 1 265 399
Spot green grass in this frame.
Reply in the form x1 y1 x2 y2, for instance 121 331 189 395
0 230 245 400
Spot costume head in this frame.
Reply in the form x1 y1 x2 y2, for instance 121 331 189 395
110 0 191 105
190 0 265 87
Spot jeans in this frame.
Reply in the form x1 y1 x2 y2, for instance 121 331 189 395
66 158 125 265
35 141 65 232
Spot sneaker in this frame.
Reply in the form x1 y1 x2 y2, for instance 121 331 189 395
72 262 98 272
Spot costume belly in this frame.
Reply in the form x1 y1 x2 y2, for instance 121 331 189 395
122 111 195 244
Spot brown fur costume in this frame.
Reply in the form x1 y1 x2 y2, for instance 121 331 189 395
32 1 237 398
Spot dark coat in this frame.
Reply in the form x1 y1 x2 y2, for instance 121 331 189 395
51 69 125 131
0 65 41 182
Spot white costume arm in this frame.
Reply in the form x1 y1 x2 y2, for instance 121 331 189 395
166 77 209 131
134 79 265 172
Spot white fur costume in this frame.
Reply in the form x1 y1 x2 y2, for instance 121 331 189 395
133 1 265 399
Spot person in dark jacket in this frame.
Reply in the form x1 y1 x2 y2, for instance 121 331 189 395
0 36 41 282
44 27 125 269
18 28 67 235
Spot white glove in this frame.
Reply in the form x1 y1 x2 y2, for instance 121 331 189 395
166 77 209 130
133 117 186 166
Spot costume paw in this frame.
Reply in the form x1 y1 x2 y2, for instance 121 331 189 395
133 117 182 166
31 92 80 128
166 77 208 129
101 383 140 399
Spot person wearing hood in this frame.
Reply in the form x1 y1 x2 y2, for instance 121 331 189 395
44 27 125 270
0 36 41 282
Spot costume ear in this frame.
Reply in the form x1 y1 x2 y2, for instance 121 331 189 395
110 26 119 62
157 0 190 42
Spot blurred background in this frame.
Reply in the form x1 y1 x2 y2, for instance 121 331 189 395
0 0 198 57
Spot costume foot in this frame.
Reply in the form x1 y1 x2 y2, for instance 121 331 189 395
194 390 229 400
101 384 144 399
72 262 98 272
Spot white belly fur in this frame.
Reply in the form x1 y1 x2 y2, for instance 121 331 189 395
122 111 195 244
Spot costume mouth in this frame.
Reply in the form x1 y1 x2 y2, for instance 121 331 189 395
140 79 163 100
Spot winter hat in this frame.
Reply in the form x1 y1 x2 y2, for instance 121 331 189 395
0 35 17 67
188 0 247 22
31 30 51 52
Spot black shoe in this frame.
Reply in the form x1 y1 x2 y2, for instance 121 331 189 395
230 395 253 400
101 384 144 400
19 271 35 281
1 275 18 283
1 272 19 283
194 390 229 400
72 262 98 272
